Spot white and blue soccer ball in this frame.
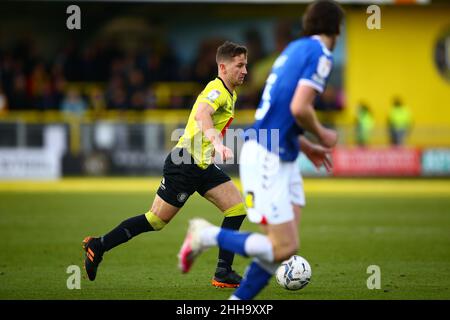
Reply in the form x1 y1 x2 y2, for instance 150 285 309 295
275 255 312 291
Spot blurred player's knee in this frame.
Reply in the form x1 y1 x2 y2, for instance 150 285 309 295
273 242 298 262
145 211 167 231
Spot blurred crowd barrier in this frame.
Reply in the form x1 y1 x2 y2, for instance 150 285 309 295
1 110 450 179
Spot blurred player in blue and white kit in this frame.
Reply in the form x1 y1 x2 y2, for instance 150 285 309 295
179 0 344 299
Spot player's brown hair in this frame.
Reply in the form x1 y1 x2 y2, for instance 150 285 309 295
216 41 247 63
302 0 345 37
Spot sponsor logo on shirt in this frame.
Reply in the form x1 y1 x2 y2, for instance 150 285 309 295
206 90 221 103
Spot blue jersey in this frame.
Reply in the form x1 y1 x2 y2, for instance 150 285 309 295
246 36 333 161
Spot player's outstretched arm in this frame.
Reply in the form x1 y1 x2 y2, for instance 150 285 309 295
195 103 233 160
290 85 338 148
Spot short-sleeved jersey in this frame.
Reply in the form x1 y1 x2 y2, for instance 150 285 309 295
176 77 237 169
246 36 333 162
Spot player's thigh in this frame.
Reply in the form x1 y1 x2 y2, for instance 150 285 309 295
258 205 301 242
203 180 243 212
149 194 180 223
267 220 298 248
197 163 237 212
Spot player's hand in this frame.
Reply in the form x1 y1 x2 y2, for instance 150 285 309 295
213 141 234 161
319 127 338 148
303 143 333 172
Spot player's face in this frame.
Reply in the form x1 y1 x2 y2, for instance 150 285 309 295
226 54 248 87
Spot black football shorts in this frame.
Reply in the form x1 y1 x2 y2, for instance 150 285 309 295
156 148 231 208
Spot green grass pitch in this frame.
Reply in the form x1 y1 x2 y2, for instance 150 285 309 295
1 179 450 300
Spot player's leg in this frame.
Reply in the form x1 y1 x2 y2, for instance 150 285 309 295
178 216 298 298
230 220 298 300
202 180 247 288
229 166 305 299
228 169 305 299
289 160 305 247
82 194 179 281
206 181 302 300
99 194 179 251
82 194 181 281
83 149 194 281
198 168 246 287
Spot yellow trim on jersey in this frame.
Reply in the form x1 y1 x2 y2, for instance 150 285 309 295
176 78 237 169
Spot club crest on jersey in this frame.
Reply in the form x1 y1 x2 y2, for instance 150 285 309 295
206 90 221 103
317 55 332 78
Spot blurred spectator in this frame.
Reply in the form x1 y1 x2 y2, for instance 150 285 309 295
29 62 50 98
108 87 128 110
245 21 294 109
80 47 99 81
61 39 83 81
355 102 374 147
191 38 225 84
61 87 87 115
141 43 180 82
127 68 145 97
105 74 126 109
144 87 157 109
1 53 15 99
129 90 146 111
0 85 8 114
244 29 266 69
9 73 30 110
388 97 412 146
35 80 60 110
88 86 107 113
53 77 67 109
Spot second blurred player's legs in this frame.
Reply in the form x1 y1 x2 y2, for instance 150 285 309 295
178 217 299 299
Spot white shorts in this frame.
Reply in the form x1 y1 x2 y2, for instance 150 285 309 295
239 140 305 225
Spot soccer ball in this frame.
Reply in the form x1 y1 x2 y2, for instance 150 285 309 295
275 255 312 291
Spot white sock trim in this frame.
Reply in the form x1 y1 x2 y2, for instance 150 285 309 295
244 233 274 263
200 226 220 247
